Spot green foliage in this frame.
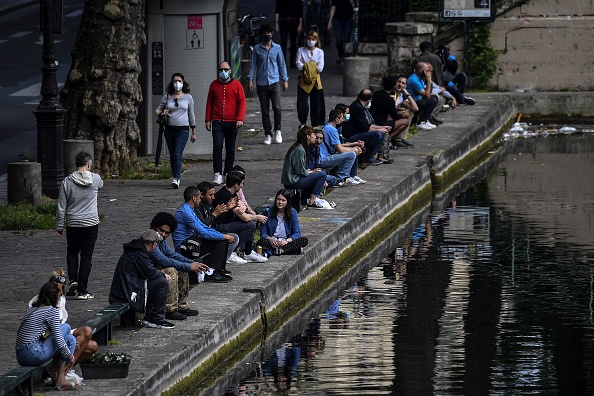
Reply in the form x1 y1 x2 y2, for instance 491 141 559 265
467 25 498 88
0 201 57 231
85 351 131 365
410 0 439 12
117 159 172 180
108 339 123 345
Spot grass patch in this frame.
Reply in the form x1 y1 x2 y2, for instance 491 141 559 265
117 159 173 180
0 199 57 231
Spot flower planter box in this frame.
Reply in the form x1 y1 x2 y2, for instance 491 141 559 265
80 363 130 379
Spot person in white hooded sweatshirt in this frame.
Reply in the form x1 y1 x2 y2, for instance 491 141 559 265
56 151 103 300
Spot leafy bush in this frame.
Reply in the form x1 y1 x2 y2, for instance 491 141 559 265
85 351 131 365
467 25 498 88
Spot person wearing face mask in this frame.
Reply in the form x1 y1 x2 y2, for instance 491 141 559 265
247 24 289 146
296 31 326 127
156 73 197 188
341 89 391 166
205 61 247 186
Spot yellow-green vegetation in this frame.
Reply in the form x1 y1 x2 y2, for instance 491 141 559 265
108 339 123 346
117 159 172 180
0 200 57 231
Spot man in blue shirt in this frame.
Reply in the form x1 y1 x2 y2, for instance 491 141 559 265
173 186 237 283
247 24 289 145
148 212 210 321
406 62 438 131
320 109 366 185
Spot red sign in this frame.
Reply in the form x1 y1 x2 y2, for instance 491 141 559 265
187 15 202 30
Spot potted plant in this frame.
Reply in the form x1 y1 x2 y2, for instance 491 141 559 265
80 351 132 379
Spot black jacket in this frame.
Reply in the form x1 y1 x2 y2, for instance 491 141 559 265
108 238 165 313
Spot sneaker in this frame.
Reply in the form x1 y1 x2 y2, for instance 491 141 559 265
440 104 451 112
307 198 334 210
77 292 94 300
263 135 272 145
143 319 175 329
345 177 360 185
178 308 199 316
417 121 433 131
334 180 349 188
464 96 476 105
244 251 268 263
431 117 443 125
363 158 382 166
171 178 179 189
274 130 283 144
66 281 78 297
426 121 437 129
165 310 187 321
227 252 248 264
213 172 223 186
65 370 83 386
352 175 366 184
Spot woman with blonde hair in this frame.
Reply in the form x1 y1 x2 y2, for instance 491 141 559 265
296 31 325 127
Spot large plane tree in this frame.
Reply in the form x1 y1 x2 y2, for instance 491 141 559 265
60 0 146 175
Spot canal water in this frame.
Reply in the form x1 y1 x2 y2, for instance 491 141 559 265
214 131 594 395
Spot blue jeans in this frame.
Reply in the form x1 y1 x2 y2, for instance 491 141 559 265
319 151 357 180
333 18 353 59
346 132 382 161
284 171 327 198
164 126 189 179
211 121 238 175
16 323 76 366
256 83 282 136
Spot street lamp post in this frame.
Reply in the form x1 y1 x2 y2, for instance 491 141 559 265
34 0 64 199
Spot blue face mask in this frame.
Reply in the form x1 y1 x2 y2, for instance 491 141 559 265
219 70 230 80
344 114 350 121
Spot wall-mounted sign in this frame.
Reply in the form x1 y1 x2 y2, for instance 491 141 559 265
187 15 204 49
440 0 495 21
187 15 202 29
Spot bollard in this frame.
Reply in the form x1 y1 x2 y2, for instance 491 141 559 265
343 56 370 97
8 162 42 206
64 139 94 175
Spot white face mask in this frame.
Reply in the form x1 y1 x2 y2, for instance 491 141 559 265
307 40 317 48
173 81 183 92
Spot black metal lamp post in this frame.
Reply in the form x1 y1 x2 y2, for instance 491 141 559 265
34 0 64 199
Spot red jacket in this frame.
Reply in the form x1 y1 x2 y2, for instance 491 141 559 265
205 78 246 123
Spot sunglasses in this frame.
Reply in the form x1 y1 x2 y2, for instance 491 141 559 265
174 98 178 107
219 68 231 72
51 275 66 283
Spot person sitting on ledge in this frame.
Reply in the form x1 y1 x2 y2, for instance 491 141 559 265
257 188 309 256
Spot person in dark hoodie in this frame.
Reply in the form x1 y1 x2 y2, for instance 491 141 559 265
109 229 175 329
55 151 103 300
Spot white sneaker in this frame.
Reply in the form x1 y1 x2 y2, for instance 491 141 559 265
274 130 283 144
308 198 334 210
417 121 433 131
227 252 248 264
244 251 268 263
426 121 437 129
213 172 223 185
65 369 84 386
352 175 366 184
346 177 361 185
171 178 179 189
263 135 272 145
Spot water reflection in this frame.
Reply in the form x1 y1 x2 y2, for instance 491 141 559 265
221 133 594 395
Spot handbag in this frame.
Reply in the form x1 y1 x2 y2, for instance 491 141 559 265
156 113 169 126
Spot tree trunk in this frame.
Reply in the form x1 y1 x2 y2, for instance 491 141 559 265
61 0 146 175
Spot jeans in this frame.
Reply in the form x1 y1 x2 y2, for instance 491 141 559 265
333 18 353 59
278 18 299 65
215 221 256 255
346 131 382 161
16 323 76 366
66 224 98 294
415 96 438 123
444 71 467 94
212 121 238 175
318 151 357 180
284 171 327 198
164 126 189 179
145 276 168 322
297 86 325 127
257 83 282 136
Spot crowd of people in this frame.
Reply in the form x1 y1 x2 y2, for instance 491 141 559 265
15 10 480 388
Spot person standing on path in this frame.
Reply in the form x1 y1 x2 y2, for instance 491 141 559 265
205 61 246 186
55 151 103 300
296 30 326 127
156 72 197 189
275 0 303 69
247 24 289 145
327 0 353 64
